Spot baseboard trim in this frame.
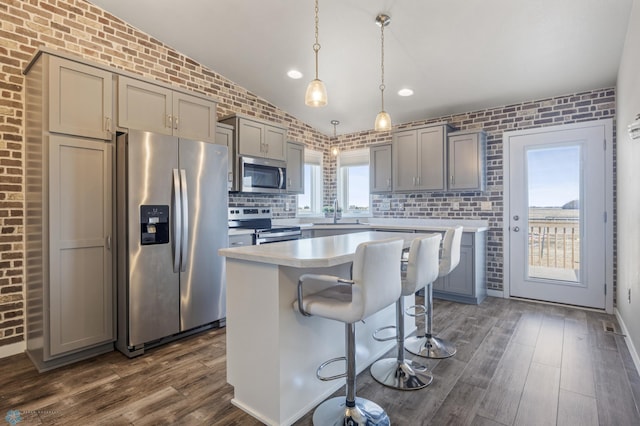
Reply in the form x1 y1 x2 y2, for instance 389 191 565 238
486 289 504 298
615 308 640 374
0 341 25 359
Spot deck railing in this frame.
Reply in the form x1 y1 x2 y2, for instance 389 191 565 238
528 218 580 269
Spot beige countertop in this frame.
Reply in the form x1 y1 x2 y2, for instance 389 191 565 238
273 218 489 233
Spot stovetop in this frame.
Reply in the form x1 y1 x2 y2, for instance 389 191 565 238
228 207 300 233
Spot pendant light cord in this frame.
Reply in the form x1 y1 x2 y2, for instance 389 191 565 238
380 20 386 111
313 0 320 79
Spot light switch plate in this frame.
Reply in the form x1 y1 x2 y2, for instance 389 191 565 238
481 201 492 211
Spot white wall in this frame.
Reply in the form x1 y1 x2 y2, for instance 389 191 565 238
616 0 640 367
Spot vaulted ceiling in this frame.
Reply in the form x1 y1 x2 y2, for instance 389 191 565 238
90 0 633 135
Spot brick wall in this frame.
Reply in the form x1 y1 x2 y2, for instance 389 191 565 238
0 0 330 350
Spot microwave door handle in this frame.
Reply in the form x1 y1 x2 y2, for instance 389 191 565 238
180 169 189 272
172 168 182 273
279 167 285 189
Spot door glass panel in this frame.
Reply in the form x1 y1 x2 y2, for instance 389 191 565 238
526 145 581 282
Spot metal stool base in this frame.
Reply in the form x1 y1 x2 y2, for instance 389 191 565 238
312 396 390 426
370 358 433 390
405 335 457 359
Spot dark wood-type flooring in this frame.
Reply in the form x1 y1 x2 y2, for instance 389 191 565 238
1 297 639 425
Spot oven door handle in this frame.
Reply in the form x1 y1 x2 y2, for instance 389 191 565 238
256 231 301 239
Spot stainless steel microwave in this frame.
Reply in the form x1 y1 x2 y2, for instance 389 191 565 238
239 156 287 193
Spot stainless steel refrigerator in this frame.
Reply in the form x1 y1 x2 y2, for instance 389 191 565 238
116 129 228 357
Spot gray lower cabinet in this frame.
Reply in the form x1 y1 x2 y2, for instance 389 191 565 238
431 232 486 304
309 228 370 237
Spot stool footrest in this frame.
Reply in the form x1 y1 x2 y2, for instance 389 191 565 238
372 325 397 342
405 304 427 318
316 357 347 381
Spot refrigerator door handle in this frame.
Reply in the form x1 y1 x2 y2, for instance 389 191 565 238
172 168 182 273
179 168 189 272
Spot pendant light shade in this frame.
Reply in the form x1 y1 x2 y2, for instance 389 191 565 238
374 14 391 131
375 111 392 132
305 0 327 107
305 79 328 107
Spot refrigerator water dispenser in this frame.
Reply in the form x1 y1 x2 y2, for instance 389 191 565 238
140 205 169 245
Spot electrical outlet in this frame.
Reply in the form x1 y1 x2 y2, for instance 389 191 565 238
452 202 460 210
380 202 391 211
481 201 492 211
285 202 290 211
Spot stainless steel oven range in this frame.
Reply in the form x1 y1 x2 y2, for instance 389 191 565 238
228 207 301 245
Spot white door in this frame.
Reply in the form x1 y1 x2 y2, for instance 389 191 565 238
505 121 611 309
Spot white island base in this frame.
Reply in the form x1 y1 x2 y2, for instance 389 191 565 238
221 232 420 426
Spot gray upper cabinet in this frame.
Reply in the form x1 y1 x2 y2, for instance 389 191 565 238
286 141 305 194
370 143 392 193
48 55 113 140
448 129 486 191
220 115 287 161
215 123 234 191
118 76 217 142
392 124 451 191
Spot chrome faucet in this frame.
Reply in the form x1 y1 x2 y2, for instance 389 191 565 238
333 199 339 224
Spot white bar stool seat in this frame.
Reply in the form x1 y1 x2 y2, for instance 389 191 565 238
294 238 404 426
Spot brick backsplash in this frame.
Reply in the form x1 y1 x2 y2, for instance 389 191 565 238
0 0 617 350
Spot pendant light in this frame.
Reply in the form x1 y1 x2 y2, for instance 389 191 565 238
305 0 328 107
374 14 392 131
330 120 339 156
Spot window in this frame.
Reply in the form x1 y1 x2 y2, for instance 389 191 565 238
337 149 370 215
297 149 323 216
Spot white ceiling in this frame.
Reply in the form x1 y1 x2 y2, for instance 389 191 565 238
90 0 633 136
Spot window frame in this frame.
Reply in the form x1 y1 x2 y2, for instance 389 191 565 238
337 148 371 217
297 148 324 217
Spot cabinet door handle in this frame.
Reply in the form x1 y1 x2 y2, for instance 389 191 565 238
450 175 454 185
174 116 179 130
104 117 112 134
387 178 391 189
265 143 269 154
106 235 111 250
167 114 173 129
228 171 233 182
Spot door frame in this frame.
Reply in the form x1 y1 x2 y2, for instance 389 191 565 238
502 119 614 313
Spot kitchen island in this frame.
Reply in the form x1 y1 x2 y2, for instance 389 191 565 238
218 231 425 426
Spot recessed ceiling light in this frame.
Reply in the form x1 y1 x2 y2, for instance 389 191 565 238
287 70 303 79
398 88 414 97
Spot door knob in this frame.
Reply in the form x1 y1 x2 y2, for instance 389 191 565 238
513 215 519 221
513 226 520 232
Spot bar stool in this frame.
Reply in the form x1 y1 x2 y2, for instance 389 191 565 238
370 233 442 390
294 238 404 426
405 226 463 359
